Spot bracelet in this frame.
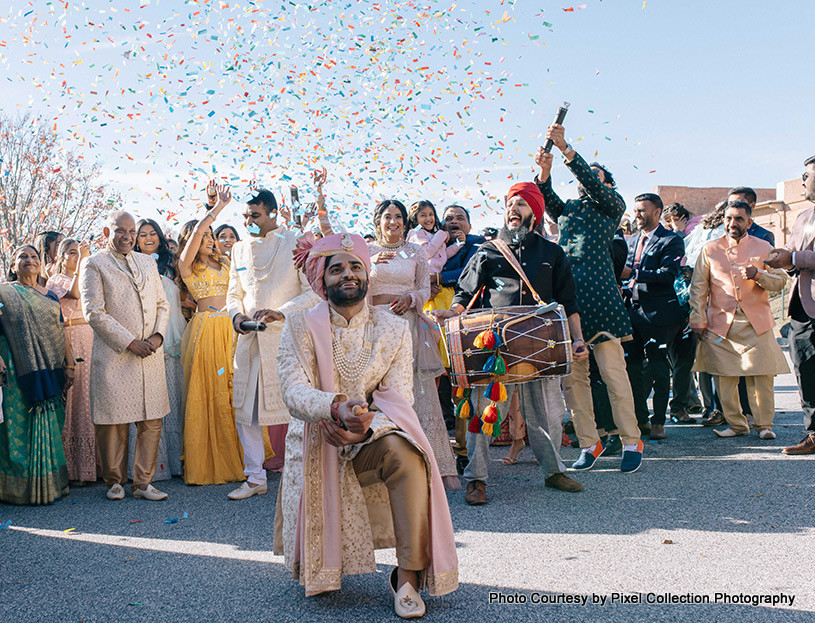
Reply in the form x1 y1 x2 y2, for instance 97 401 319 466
330 401 348 431
64 365 76 370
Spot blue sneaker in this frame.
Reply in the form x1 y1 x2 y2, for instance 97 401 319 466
620 440 644 473
570 440 604 471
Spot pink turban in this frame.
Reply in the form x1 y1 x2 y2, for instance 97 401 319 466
293 232 371 300
507 182 545 226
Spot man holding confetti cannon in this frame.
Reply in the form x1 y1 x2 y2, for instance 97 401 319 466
535 121 644 474
225 173 324 500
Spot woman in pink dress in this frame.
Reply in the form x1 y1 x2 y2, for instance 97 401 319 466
46 239 97 484
368 200 460 490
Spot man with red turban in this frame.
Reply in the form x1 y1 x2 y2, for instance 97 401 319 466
434 184 588 505
275 232 458 618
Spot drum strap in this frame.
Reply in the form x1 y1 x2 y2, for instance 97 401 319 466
488 239 543 305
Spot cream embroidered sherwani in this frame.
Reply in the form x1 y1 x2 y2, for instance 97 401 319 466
227 227 317 426
274 303 430 580
690 234 789 432
79 250 170 425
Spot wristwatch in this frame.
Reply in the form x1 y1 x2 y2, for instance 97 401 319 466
562 143 576 160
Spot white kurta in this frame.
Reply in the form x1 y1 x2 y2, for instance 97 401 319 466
79 250 170 425
226 227 319 426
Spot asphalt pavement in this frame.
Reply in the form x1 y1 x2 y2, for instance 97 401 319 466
1 361 813 623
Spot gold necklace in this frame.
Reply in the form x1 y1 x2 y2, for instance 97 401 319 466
379 239 406 250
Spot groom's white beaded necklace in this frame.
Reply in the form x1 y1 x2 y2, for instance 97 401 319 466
331 321 374 383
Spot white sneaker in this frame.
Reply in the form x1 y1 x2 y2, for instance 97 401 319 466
132 484 168 501
390 568 425 619
106 483 125 501
227 481 268 500
759 429 777 440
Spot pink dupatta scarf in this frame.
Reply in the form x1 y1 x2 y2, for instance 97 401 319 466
294 301 458 596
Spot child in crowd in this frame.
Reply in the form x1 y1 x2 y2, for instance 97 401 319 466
406 200 459 274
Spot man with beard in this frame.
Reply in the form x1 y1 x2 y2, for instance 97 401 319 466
765 155 815 455
534 124 643 473
433 183 588 505
226 189 318 500
624 193 687 440
690 201 788 438
275 233 457 618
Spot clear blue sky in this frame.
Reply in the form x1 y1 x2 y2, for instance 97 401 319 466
0 0 812 236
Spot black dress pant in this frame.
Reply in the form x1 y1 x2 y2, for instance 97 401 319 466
625 306 685 427
789 292 815 432
668 324 698 413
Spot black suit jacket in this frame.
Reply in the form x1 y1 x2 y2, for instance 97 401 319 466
626 224 686 327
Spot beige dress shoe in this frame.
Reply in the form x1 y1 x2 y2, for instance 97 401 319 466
106 484 125 501
713 428 748 438
133 484 168 501
227 481 268 500
390 568 426 619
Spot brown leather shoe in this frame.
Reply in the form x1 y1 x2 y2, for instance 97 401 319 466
700 410 725 427
638 421 651 436
465 480 487 505
671 410 697 424
544 472 584 492
783 433 815 455
650 424 667 440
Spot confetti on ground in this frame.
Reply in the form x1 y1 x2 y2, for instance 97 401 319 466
0 520 11 530
165 518 179 525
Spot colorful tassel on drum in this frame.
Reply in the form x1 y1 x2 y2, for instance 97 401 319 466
481 402 499 436
482 380 507 403
455 398 471 419
492 353 507 375
468 413 483 434
474 328 501 351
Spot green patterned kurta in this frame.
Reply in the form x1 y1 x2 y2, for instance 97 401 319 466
537 153 632 342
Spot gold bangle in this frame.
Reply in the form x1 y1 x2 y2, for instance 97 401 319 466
64 365 76 370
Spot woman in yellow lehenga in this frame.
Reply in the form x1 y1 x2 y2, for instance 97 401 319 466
176 183 245 485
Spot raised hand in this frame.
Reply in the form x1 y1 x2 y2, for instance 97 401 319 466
535 148 554 183
206 179 218 208
217 184 232 208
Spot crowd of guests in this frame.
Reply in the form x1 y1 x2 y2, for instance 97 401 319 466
2 129 815 617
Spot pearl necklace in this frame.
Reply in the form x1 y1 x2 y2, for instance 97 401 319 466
331 321 374 384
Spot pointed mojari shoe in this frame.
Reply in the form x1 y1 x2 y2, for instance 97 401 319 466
390 568 426 619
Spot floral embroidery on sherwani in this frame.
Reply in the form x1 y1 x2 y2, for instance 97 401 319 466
275 303 446 594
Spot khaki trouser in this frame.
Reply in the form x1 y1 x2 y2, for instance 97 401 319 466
716 375 775 434
353 434 430 571
96 419 162 487
564 338 641 447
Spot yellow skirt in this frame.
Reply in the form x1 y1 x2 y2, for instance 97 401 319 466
180 311 245 485
423 286 455 368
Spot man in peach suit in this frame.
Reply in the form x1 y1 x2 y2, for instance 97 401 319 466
690 202 788 439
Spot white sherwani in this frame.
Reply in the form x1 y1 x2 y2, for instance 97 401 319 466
227 227 318 426
275 304 421 577
79 249 170 425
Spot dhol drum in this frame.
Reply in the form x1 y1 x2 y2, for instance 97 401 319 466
443 303 572 388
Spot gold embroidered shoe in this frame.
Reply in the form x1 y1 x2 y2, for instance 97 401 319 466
390 568 426 619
